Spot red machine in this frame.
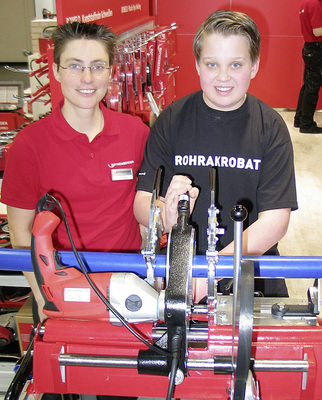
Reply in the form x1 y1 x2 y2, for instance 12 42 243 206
5 171 322 400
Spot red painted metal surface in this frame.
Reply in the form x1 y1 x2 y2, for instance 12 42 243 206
32 317 322 399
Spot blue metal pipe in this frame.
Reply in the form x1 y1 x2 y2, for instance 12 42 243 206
1 248 322 278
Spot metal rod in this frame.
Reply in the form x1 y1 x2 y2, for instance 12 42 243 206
59 354 138 368
58 354 308 373
231 212 243 371
253 359 309 372
187 358 309 372
1 249 322 278
152 328 208 342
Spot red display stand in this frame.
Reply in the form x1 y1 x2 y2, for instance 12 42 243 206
48 0 177 118
0 111 28 133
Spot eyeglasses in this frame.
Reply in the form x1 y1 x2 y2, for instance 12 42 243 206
58 63 111 76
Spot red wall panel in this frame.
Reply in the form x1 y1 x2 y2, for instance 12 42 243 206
156 0 322 109
171 35 198 96
249 36 304 108
155 0 230 34
232 0 301 36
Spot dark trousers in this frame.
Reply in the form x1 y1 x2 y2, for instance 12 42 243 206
295 42 322 129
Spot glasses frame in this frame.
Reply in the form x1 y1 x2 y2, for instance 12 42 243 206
58 63 111 75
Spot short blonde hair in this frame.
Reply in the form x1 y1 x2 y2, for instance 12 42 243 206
193 10 261 64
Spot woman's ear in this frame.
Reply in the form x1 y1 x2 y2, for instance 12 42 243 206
52 63 61 83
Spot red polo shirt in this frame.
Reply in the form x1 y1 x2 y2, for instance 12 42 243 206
1 102 149 252
300 0 322 42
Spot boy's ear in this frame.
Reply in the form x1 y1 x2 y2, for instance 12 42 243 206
195 59 201 76
52 63 61 83
251 57 260 79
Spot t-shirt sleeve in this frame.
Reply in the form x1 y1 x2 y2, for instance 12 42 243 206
257 116 298 212
308 1 322 30
136 119 150 163
1 131 40 209
136 107 175 196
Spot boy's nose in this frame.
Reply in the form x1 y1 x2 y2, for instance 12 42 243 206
217 67 230 81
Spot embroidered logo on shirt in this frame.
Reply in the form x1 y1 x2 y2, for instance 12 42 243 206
109 161 134 181
108 160 134 168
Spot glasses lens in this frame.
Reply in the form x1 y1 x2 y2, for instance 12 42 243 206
91 65 108 75
72 65 81 74
62 64 108 75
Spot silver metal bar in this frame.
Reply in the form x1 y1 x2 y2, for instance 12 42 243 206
146 91 160 118
152 329 208 342
231 209 244 373
253 359 309 372
0 273 30 287
59 354 138 368
191 304 209 314
58 354 308 373
187 358 309 372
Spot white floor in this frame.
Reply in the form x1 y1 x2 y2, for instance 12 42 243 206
277 110 322 298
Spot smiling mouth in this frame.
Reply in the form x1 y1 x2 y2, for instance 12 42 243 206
216 87 232 92
78 89 96 94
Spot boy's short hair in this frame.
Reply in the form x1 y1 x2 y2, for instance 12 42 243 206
193 10 261 64
52 22 116 67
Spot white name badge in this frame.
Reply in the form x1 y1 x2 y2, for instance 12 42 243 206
111 168 134 181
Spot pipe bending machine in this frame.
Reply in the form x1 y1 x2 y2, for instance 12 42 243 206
3 168 322 400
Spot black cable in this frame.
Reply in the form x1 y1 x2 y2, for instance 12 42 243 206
41 194 168 357
166 333 182 400
4 335 34 400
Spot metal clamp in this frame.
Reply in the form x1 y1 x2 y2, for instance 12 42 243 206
206 168 224 322
142 167 163 286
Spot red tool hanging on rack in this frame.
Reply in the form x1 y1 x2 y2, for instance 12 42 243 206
105 24 178 122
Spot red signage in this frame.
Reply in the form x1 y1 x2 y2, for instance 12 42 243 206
56 0 153 34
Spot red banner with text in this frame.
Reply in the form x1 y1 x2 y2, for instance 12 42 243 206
56 0 153 35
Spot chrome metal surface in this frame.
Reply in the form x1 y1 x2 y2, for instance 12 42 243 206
58 353 309 373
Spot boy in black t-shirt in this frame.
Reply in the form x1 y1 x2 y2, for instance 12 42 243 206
134 10 298 300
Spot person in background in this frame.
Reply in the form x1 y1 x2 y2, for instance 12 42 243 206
294 0 322 133
134 10 298 301
1 22 149 323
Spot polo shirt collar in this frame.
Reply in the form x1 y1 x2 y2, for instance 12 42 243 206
51 99 120 142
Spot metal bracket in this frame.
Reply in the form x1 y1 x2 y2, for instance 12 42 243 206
141 168 163 286
271 279 320 324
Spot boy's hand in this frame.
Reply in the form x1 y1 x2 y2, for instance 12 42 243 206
161 175 199 232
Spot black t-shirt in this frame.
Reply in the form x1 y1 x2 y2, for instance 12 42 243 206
137 91 298 254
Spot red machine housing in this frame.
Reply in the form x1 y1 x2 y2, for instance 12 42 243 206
31 315 322 399
29 203 322 400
